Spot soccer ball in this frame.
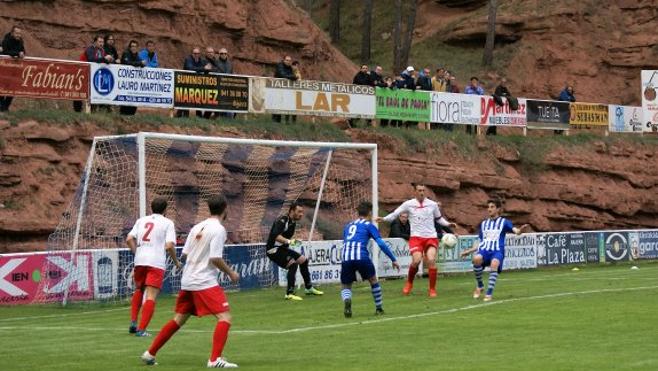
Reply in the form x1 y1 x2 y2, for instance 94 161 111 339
441 233 458 249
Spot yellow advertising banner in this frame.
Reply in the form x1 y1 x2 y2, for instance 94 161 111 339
569 103 609 126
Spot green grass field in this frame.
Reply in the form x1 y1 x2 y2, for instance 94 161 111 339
1 263 657 371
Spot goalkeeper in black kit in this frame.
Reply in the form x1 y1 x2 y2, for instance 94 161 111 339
266 202 324 300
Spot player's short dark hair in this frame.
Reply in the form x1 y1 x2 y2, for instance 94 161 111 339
208 195 228 216
470 76 479 81
288 201 303 213
146 40 155 46
487 199 502 208
357 201 372 217
413 183 425 189
151 197 168 214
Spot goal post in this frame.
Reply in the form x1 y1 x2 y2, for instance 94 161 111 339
35 132 378 305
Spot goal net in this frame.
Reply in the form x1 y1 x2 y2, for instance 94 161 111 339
33 133 377 305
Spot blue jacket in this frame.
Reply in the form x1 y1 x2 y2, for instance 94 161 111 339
464 85 485 95
558 89 576 102
138 49 159 68
396 71 415 90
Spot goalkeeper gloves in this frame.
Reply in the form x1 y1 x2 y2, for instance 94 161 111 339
288 239 301 247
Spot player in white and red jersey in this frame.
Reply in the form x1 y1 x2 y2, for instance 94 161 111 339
141 195 240 368
127 197 181 337
377 184 456 297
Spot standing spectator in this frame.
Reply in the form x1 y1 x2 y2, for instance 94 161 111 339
370 66 387 88
465 77 484 134
431 68 447 92
138 41 159 68
558 85 576 102
272 55 298 124
488 78 514 136
0 26 26 112
103 34 120 64
292 61 302 80
215 48 233 74
447 73 460 94
86 35 114 63
203 47 218 72
353 64 373 86
388 212 410 241
176 47 208 118
397 66 416 90
416 68 432 91
119 40 145 116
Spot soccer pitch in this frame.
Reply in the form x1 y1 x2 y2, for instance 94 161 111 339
1 263 657 371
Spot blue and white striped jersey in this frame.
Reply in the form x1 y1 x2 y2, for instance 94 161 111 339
342 219 397 263
477 217 514 252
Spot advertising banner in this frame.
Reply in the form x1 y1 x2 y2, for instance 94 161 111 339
504 234 538 269
603 232 630 262
438 235 477 273
0 252 93 305
376 238 418 278
430 91 481 125
376 87 431 121
92 250 119 300
173 71 249 112
479 96 527 127
279 240 343 286
526 99 570 130
0 57 89 100
608 105 643 133
569 103 609 127
263 78 376 118
641 70 658 132
90 63 174 107
539 232 598 266
628 230 658 260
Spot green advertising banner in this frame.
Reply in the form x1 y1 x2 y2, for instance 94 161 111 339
375 87 431 121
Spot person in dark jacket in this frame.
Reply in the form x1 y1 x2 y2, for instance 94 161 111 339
416 68 433 91
203 47 218 72
0 26 26 111
273 55 298 124
138 41 159 68
353 64 373 86
86 35 114 63
388 212 410 241
103 34 119 64
487 78 514 136
396 66 416 90
369 66 387 88
558 85 576 102
118 40 144 116
176 47 210 118
215 48 233 74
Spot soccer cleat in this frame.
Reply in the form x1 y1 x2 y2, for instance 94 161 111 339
473 287 483 299
375 308 385 316
129 321 137 334
428 289 437 298
207 357 239 368
284 293 303 301
141 350 157 366
483 295 493 302
402 281 413 295
305 287 324 296
344 299 352 318
135 330 152 337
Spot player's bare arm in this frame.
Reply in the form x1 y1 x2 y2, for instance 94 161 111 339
165 241 181 269
127 235 137 254
211 257 239 283
513 224 531 235
460 240 479 258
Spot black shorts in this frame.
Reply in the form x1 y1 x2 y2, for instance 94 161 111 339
267 248 301 268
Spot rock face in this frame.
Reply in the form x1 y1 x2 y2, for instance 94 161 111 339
434 0 658 105
0 0 356 82
2 120 658 253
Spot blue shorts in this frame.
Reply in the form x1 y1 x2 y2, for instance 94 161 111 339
341 260 376 285
477 249 504 273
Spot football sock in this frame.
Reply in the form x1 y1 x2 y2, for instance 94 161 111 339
299 260 312 289
370 283 382 309
473 265 484 289
486 271 499 296
138 299 155 331
130 289 143 322
341 288 352 302
286 263 298 294
407 265 418 283
210 321 231 362
148 320 180 356
428 268 437 290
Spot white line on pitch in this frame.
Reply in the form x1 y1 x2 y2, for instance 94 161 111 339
1 285 656 335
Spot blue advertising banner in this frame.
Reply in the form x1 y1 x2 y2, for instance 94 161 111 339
603 232 630 262
628 230 658 260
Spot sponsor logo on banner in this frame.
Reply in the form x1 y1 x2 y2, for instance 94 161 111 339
504 234 537 269
0 57 89 100
604 232 630 262
569 103 609 127
641 70 658 133
279 240 343 286
174 72 249 112
376 87 431 121
90 63 174 107
263 78 376 118
92 250 118 300
430 91 481 125
608 105 643 133
526 99 570 130
438 235 476 273
479 96 527 126
628 230 658 260
220 245 276 290
376 238 417 278
540 233 587 265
